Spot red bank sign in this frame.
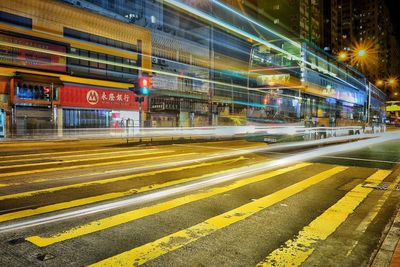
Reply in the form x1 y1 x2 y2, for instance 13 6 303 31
61 85 146 110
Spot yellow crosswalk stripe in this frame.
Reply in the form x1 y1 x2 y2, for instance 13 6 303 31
26 163 312 247
0 157 247 223
356 174 400 234
0 148 162 163
0 152 195 180
0 149 162 170
0 151 268 202
0 147 149 162
256 169 392 267
345 174 400 256
84 166 347 267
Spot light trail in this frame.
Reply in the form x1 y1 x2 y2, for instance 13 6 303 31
212 0 300 48
214 0 365 88
164 0 366 90
0 41 364 107
0 40 263 94
162 0 301 62
0 132 398 233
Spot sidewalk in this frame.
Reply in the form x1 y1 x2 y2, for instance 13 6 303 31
371 208 400 267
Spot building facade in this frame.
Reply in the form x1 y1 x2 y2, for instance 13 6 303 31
0 0 388 137
323 0 400 89
0 0 152 137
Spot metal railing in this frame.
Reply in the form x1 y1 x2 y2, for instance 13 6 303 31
3 125 380 142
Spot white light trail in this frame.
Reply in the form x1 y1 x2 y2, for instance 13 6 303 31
0 132 398 233
0 40 262 94
164 0 366 90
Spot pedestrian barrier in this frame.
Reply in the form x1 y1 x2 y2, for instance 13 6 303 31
3 125 371 144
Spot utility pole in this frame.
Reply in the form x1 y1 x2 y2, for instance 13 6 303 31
136 96 144 129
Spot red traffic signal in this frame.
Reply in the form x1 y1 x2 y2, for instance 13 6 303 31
129 76 151 96
43 87 51 99
138 76 150 89
263 95 270 105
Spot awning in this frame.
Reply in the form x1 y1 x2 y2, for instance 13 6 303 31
14 72 63 86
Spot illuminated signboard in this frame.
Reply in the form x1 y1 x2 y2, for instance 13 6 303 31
387 105 400 112
0 33 66 72
61 85 146 111
257 74 291 86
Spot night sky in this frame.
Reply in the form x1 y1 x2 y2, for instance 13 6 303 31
386 0 400 40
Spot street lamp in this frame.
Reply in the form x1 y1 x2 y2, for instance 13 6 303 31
376 79 384 87
337 51 348 61
388 77 398 87
376 77 399 98
356 48 367 58
336 40 379 72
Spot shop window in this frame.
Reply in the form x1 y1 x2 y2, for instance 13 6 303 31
64 27 137 52
99 36 108 46
69 47 80 65
89 51 98 68
63 109 111 129
0 11 32 29
115 40 123 49
107 55 115 71
107 38 116 47
115 57 123 72
90 34 99 44
80 49 89 66
16 82 57 101
123 58 131 73
68 47 137 81
79 31 90 41
33 85 40 99
98 53 106 69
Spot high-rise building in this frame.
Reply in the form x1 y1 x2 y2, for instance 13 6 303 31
322 0 353 54
323 0 400 85
236 0 324 47
0 0 152 136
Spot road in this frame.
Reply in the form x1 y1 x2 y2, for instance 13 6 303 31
0 137 399 266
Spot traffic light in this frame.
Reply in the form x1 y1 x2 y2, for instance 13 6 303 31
263 95 270 105
43 86 51 100
129 76 151 96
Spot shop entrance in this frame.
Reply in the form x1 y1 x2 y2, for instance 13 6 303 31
15 106 53 136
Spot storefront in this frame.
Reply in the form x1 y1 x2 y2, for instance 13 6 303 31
60 84 144 130
11 74 62 135
0 32 67 135
149 96 208 127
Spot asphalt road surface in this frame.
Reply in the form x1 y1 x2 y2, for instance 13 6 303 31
0 137 399 266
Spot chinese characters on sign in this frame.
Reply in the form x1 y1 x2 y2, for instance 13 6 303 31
98 91 130 104
61 85 145 110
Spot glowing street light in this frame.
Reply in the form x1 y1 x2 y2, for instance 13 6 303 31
376 78 398 88
356 49 367 58
375 77 399 98
376 80 384 87
350 40 378 72
388 77 398 87
338 51 348 61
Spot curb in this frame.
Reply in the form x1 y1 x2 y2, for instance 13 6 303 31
371 207 400 267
